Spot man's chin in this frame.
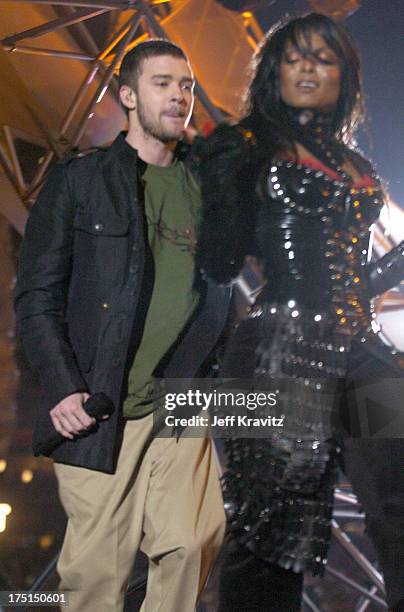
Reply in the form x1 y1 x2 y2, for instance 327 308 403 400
143 130 178 145
162 118 186 140
159 129 183 144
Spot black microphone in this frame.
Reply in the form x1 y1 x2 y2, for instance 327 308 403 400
37 392 115 456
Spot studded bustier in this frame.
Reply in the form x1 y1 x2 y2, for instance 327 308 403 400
198 120 404 337
254 159 383 335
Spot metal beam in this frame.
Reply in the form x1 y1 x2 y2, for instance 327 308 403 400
5 128 48 149
302 592 322 612
194 81 226 125
71 13 142 146
24 153 54 204
26 105 62 157
0 173 29 234
357 586 382 612
99 16 134 60
332 519 386 594
326 567 387 608
1 9 107 46
25 12 138 196
0 142 17 191
10 0 129 8
61 12 138 140
333 510 365 519
3 126 27 194
2 45 94 61
61 4 101 57
334 489 358 505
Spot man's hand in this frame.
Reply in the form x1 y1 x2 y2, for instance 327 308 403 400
50 392 94 440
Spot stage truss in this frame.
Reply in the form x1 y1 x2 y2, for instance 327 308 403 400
0 0 261 224
0 2 402 609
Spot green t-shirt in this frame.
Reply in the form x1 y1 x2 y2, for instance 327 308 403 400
123 158 201 418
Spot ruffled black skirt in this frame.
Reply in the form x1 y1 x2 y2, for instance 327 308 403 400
220 301 402 575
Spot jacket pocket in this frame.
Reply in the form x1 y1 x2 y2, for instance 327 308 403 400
72 211 131 282
73 211 130 236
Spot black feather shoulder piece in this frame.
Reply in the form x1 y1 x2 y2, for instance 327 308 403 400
196 123 258 285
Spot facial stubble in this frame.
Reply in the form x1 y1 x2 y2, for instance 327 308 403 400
136 94 184 144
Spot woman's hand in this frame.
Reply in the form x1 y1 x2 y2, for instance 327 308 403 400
182 125 199 144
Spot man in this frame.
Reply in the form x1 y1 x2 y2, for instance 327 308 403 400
15 40 229 612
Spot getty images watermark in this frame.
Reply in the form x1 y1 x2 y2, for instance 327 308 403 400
164 389 284 429
150 381 289 438
152 377 404 439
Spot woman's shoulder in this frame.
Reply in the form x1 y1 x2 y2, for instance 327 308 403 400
202 121 257 159
346 144 378 179
212 121 257 141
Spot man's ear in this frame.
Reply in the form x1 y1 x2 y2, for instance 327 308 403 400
119 85 137 112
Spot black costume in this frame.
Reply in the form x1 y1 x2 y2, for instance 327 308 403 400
198 112 404 610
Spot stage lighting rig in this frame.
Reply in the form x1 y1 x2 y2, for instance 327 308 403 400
215 0 276 13
307 0 361 19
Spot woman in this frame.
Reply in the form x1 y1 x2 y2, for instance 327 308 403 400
197 13 404 612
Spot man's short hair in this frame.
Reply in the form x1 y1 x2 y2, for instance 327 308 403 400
119 39 188 92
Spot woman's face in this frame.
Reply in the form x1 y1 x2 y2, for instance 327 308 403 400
279 32 341 113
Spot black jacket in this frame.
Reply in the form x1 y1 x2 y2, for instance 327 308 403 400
15 133 230 473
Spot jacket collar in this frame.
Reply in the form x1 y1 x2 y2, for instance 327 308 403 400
107 131 147 176
108 130 191 169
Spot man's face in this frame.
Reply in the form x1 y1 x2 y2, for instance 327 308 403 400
132 54 195 143
279 32 341 113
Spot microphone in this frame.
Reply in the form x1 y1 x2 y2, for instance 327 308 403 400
37 392 115 456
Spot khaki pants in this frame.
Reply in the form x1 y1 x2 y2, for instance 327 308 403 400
54 415 225 612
